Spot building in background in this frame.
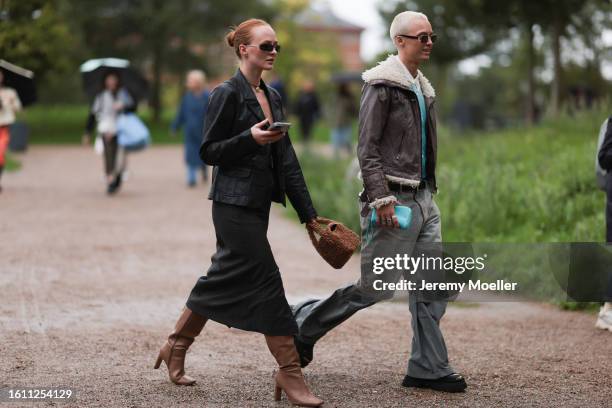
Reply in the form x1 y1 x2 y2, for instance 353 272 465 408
206 3 364 88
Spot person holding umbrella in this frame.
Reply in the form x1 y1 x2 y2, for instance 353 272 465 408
84 71 135 195
0 70 22 193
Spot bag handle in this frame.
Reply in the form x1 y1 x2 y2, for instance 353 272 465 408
306 216 337 247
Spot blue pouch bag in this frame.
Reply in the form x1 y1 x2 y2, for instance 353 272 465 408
363 205 413 247
370 205 412 229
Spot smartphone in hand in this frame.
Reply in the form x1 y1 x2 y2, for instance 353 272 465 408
267 122 291 132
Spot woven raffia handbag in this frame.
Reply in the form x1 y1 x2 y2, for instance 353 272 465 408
306 217 361 269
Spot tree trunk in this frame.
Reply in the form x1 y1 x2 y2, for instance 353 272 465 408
525 22 536 125
550 13 563 118
151 42 163 123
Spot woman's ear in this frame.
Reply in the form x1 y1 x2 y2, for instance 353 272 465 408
239 44 248 58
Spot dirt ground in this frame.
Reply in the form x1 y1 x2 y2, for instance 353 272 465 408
1 146 611 408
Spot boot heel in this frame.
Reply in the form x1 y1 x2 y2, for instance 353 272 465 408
154 354 163 369
274 385 282 401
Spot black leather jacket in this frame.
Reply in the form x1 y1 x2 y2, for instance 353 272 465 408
200 69 317 223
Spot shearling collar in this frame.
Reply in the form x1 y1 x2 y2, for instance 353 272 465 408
361 54 436 98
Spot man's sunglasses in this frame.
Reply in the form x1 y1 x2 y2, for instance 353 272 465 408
246 42 281 53
397 33 437 44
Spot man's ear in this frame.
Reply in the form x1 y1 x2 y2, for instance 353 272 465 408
394 36 403 48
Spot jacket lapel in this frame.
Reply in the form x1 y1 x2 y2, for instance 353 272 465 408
232 69 284 123
233 69 266 121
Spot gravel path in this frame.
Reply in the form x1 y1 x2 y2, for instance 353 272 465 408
1 146 610 408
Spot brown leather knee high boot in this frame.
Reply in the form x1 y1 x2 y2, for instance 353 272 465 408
154 307 207 385
265 335 323 407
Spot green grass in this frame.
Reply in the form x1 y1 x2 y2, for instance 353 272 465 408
20 104 180 145
20 104 354 146
295 109 609 243
4 153 21 171
436 109 606 242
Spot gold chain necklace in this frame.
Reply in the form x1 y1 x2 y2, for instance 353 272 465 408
249 81 262 92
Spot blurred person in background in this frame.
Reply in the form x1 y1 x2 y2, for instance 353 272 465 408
269 71 288 109
84 71 135 195
294 80 320 146
171 70 210 187
155 18 323 407
0 70 22 193
331 83 357 158
596 115 612 332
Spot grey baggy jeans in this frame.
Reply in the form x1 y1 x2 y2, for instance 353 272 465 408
293 186 454 379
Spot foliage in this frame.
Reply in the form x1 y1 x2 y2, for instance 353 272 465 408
0 0 78 83
273 0 344 103
436 108 608 242
20 104 178 144
65 0 277 120
4 153 21 172
295 108 610 244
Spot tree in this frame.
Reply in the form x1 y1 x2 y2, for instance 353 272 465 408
0 0 77 83
377 0 502 107
67 0 276 121
273 0 343 102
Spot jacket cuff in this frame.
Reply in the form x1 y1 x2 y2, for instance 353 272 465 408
369 195 398 209
298 208 318 224
239 128 261 152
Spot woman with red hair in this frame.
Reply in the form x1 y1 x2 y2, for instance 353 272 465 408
155 19 323 407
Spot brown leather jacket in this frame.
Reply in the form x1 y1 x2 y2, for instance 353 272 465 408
357 55 438 209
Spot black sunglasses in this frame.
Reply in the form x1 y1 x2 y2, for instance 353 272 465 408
246 42 281 53
397 33 437 44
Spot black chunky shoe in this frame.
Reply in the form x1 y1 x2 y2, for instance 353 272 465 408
402 373 467 393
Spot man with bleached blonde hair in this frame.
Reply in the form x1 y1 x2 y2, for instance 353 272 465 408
293 11 467 393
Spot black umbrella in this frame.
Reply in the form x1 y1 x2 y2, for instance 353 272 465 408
0 60 37 106
80 58 149 102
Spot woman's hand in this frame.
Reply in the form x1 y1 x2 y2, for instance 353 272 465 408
251 119 285 146
306 217 319 230
376 203 399 228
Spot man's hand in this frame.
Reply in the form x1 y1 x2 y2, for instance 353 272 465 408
251 119 285 145
81 133 91 145
376 203 399 228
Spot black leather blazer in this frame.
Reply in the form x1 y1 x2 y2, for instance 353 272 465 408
200 69 317 223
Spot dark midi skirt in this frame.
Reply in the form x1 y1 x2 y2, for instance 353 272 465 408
186 201 298 336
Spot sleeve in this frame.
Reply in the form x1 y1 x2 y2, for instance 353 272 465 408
119 89 135 112
85 96 99 133
282 134 317 223
85 112 96 133
599 117 612 170
356 84 397 208
313 93 321 119
171 96 186 132
199 84 261 166
10 89 21 112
